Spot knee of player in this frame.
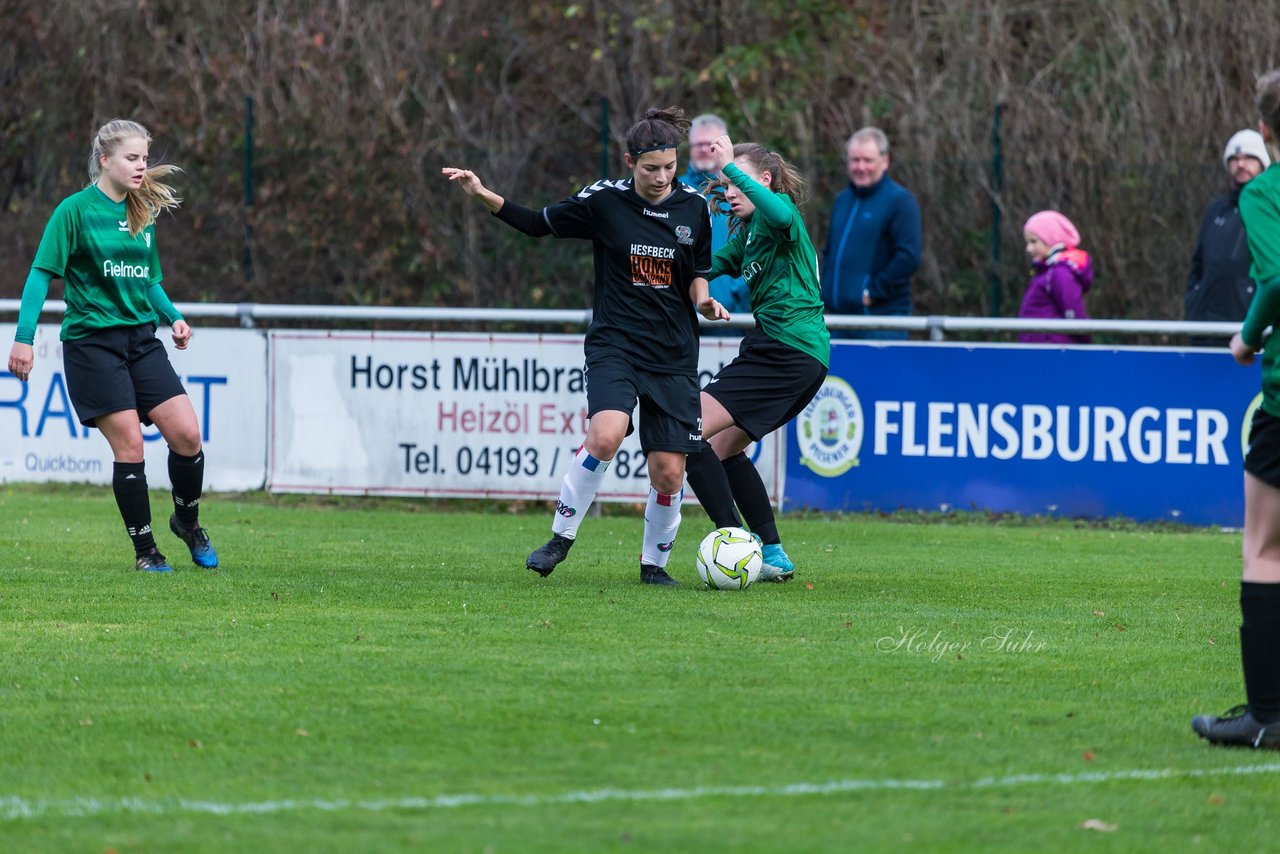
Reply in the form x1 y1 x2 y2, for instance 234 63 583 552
583 431 625 460
646 453 686 493
164 428 202 457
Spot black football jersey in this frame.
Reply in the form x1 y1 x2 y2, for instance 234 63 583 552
542 179 712 375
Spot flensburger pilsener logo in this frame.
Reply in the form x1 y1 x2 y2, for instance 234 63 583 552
798 376 864 477
1244 392 1264 458
103 260 151 279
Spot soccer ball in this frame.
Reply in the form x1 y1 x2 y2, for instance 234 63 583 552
696 526 762 590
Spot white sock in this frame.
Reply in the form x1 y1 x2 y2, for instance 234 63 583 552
641 487 682 568
551 446 610 539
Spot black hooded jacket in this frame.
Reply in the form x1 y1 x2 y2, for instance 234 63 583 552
1186 183 1257 324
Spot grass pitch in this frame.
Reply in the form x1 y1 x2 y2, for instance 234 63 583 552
0 484 1275 852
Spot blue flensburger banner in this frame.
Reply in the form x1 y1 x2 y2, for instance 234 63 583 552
785 343 1262 526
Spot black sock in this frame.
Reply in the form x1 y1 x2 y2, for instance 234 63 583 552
113 461 156 555
685 441 740 528
723 452 779 544
168 449 205 528
1241 581 1280 723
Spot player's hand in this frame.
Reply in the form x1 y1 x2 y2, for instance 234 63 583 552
7 342 33 382
862 290 873 307
698 297 730 322
707 134 734 173
1230 332 1258 366
441 167 487 197
172 319 193 350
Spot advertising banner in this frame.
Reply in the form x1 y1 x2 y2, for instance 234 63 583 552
267 331 782 502
786 343 1260 525
0 325 267 490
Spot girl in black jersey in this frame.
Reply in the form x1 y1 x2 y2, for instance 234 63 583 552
444 108 727 585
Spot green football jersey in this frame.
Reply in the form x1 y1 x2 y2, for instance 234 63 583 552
32 185 168 341
710 165 830 367
1240 165 1280 416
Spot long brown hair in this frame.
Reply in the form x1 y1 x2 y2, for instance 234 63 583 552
88 119 182 237
1259 70 1280 159
705 143 810 236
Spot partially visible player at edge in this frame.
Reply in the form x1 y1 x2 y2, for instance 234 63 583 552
1194 69 1280 749
442 107 724 586
6 119 218 573
684 134 830 581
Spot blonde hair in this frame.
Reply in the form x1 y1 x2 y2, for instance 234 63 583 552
88 119 182 237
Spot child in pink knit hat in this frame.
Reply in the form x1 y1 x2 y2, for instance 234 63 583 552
1017 210 1094 344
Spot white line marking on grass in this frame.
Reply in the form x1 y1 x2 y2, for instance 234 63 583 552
4 763 1279 820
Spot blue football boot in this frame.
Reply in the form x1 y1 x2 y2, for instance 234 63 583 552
135 548 173 573
170 514 219 568
758 542 795 582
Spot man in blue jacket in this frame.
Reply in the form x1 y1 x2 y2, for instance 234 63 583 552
821 127 922 340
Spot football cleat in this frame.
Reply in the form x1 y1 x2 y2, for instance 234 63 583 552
135 548 173 573
758 542 795 582
527 534 574 577
170 514 219 568
640 564 680 586
1192 704 1280 749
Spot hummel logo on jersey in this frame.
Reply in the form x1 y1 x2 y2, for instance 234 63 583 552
576 179 626 199
643 208 669 219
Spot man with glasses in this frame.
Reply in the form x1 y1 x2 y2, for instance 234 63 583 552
682 113 750 329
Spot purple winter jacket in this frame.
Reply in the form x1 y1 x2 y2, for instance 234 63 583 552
1017 248 1094 344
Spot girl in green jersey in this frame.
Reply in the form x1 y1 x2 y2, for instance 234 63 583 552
1194 70 1280 749
685 135 830 582
6 120 217 573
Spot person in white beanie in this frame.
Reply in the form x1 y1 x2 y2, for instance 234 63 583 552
1185 128 1272 344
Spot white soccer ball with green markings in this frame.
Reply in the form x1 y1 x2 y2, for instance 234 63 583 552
696 527 762 590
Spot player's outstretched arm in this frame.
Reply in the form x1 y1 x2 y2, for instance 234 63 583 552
442 167 505 213
442 167 553 237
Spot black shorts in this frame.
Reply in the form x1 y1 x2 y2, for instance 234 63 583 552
585 353 702 454
703 328 828 442
1245 408 1280 489
63 324 187 427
